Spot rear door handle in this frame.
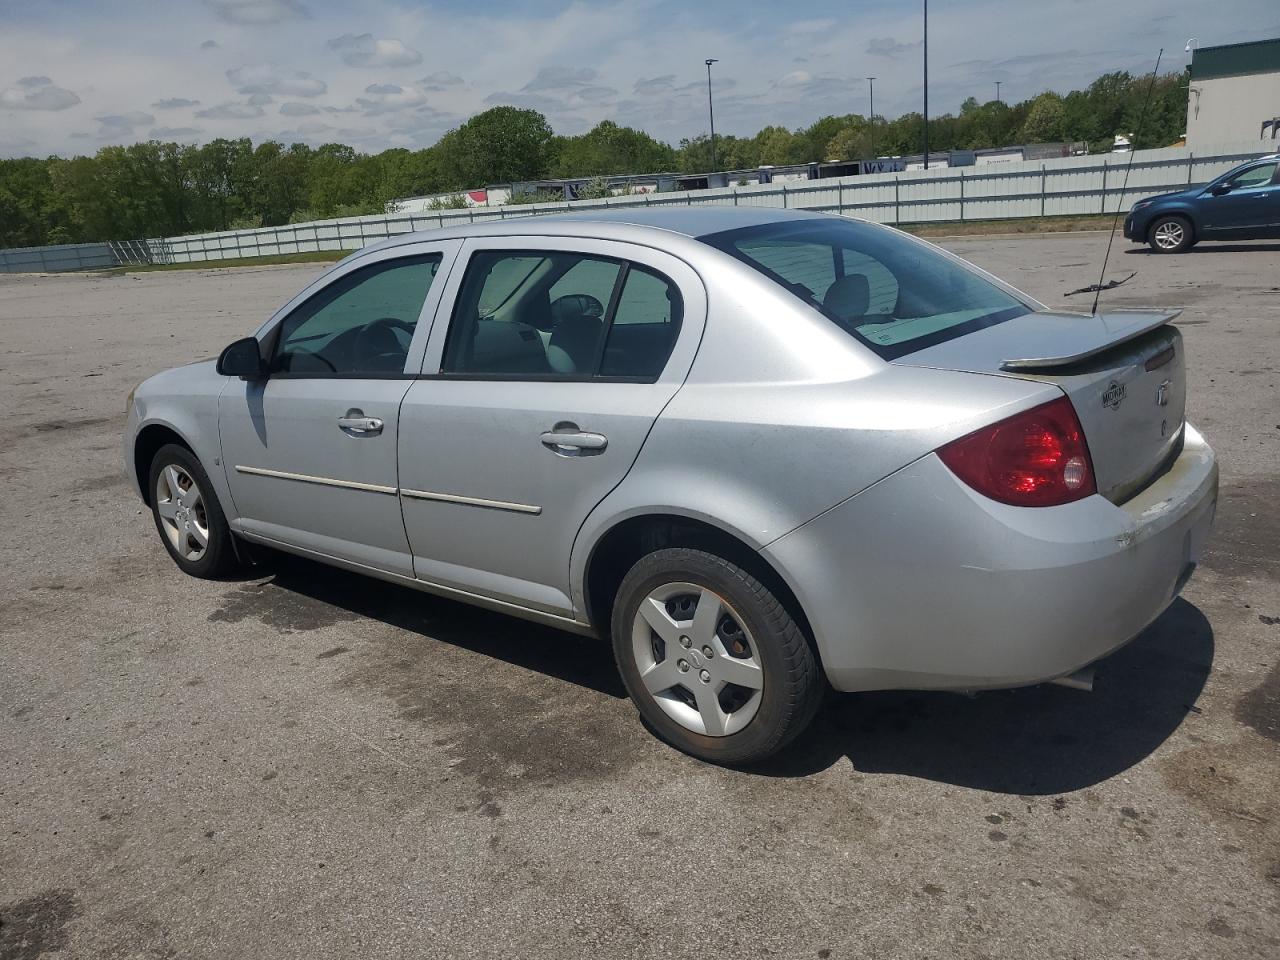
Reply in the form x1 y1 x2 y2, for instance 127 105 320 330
338 411 384 435
541 424 607 454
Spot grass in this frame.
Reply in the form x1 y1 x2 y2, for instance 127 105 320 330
902 213 1119 238
109 250 353 273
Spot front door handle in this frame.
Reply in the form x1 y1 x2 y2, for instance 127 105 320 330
541 423 607 455
338 410 384 435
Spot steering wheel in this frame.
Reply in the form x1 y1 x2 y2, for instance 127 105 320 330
353 316 414 371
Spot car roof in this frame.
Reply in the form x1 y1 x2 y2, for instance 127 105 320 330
362 205 833 255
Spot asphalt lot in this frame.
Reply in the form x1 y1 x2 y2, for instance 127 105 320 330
1 232 1278 959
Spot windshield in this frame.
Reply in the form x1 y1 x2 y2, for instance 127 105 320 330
700 218 1033 360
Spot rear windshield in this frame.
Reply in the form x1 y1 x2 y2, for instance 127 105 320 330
700 219 1032 360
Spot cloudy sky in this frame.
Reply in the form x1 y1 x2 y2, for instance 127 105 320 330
1 0 1276 158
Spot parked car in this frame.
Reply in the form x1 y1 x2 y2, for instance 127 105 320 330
125 208 1218 763
1125 154 1280 252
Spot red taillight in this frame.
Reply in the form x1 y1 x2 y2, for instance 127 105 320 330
937 396 1096 507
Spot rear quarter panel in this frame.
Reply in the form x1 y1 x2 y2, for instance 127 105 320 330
568 257 1061 618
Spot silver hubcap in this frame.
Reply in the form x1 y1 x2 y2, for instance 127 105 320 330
1154 221 1184 250
631 582 764 737
155 464 209 562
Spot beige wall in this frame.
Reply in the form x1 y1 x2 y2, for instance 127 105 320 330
1186 72 1280 146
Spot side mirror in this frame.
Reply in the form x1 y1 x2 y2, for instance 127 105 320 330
1210 182 1233 196
217 336 267 380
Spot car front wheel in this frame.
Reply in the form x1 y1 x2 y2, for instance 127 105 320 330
1148 215 1194 253
148 443 238 578
611 547 824 764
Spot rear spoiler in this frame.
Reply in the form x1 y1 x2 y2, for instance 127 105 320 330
1000 309 1181 371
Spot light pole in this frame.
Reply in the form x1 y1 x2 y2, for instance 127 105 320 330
922 0 929 169
866 76 876 158
994 80 1002 105
705 58 719 173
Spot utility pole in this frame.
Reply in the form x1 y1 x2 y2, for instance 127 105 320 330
705 58 719 173
995 80 1002 105
922 0 929 169
867 77 876 158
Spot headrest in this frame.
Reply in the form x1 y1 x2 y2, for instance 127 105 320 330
823 274 870 321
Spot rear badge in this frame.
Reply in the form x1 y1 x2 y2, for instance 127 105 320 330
1102 380 1127 410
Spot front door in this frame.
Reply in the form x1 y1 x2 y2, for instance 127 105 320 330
1199 160 1280 237
397 238 705 615
219 246 455 575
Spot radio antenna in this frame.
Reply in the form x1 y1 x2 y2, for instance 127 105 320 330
1084 48 1164 316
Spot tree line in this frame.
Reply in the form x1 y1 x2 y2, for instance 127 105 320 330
0 69 1188 247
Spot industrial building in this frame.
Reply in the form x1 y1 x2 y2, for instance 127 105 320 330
1186 36 1280 145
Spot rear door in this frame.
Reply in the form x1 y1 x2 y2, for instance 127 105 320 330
397 237 705 615
218 242 459 574
1199 159 1280 237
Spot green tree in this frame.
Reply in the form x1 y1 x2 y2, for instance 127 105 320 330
550 120 676 178
1020 92 1067 143
434 106 554 188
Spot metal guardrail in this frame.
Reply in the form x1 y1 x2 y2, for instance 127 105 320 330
0 239 164 274
1 141 1274 272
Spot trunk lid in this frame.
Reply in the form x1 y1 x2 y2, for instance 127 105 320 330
897 309 1186 503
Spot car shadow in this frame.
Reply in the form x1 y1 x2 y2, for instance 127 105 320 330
752 597 1214 794
251 552 1211 794
252 551 628 699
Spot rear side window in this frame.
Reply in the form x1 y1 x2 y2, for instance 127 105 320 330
701 219 1030 360
441 249 682 380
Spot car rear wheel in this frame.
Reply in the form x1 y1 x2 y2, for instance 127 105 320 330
1148 215 1193 253
148 443 238 578
610 547 824 764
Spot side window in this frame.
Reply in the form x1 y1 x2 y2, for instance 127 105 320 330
273 254 440 375
1228 162 1278 190
600 267 683 378
441 250 684 381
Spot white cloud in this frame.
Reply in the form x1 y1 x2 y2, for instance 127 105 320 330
227 63 326 97
866 37 922 58
196 101 266 119
421 71 464 91
327 33 422 68
152 97 200 109
246 92 273 106
95 111 156 138
355 82 429 115
1 76 81 111
279 101 320 116
203 0 309 25
200 39 219 50
522 66 599 92
150 126 203 139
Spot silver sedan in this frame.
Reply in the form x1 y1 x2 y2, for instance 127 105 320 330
124 208 1218 763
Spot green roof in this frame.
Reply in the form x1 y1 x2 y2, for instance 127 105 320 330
1191 37 1280 81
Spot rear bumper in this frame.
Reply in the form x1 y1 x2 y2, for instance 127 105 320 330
764 424 1217 692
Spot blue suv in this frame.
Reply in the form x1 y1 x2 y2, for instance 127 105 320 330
1124 155 1280 253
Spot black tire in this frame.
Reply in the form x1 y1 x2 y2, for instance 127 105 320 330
147 443 238 578
610 547 824 765
1147 214 1194 254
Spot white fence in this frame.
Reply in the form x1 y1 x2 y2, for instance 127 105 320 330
1 141 1274 272
149 141 1274 265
